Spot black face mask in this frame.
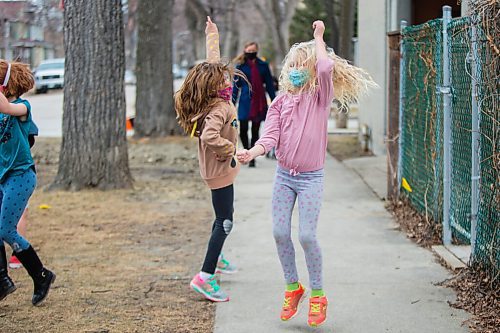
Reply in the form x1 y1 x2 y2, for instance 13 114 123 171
244 52 257 60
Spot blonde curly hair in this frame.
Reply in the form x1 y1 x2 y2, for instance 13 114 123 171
279 41 377 107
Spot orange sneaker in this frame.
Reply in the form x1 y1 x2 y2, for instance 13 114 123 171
308 296 328 327
280 283 307 321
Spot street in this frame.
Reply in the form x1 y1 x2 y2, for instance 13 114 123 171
29 81 184 137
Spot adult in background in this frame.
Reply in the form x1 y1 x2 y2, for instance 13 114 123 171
232 42 276 167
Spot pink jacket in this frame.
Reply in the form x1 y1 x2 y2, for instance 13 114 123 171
256 58 334 175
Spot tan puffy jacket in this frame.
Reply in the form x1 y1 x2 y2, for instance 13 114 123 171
198 101 240 189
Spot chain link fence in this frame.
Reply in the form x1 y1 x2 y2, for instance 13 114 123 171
400 6 498 280
448 17 472 244
400 19 443 223
473 5 499 278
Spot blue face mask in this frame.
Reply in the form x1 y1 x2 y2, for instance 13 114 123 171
288 69 310 88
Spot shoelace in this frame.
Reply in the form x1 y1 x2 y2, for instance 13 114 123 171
207 277 220 292
310 303 321 314
219 258 230 268
283 296 291 309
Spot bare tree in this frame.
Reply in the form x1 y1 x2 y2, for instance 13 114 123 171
253 0 299 67
324 0 340 51
221 0 239 59
337 0 356 60
52 0 132 190
135 0 180 136
185 0 240 61
185 0 208 61
336 0 356 128
123 0 138 70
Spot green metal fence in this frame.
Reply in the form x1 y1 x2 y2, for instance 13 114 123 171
474 23 499 276
448 17 472 244
400 14 499 279
400 19 443 223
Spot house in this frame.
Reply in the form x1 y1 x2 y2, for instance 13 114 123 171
0 0 63 68
357 0 465 156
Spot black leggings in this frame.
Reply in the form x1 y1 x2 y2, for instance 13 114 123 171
201 184 234 274
239 120 261 150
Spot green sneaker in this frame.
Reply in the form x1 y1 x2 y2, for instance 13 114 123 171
190 273 229 302
216 254 238 274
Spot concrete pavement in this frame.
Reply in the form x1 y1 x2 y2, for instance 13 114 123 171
214 155 469 333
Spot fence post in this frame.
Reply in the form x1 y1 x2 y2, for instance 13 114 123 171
441 6 452 246
470 19 480 257
397 20 407 199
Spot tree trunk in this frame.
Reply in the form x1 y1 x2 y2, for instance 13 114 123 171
52 0 132 191
185 0 208 62
135 0 180 136
222 0 239 59
124 0 138 70
270 0 287 64
335 0 356 129
336 106 349 128
255 0 299 70
338 0 356 60
325 0 340 51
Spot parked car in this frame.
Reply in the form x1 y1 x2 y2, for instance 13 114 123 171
34 58 65 93
125 70 136 85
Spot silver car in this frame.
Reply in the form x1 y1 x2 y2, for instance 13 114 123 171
34 58 65 93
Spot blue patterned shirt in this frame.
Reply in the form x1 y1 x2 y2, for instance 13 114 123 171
0 98 34 182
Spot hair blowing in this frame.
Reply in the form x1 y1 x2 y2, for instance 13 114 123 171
174 62 246 136
0 60 34 98
279 40 377 107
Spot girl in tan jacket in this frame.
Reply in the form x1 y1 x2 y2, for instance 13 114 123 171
175 17 244 302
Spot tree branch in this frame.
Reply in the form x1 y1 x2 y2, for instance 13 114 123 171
252 0 273 31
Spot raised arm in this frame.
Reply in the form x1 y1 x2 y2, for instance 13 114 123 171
313 20 328 60
205 16 220 63
313 20 334 107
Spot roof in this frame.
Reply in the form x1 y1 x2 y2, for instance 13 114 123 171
0 1 35 22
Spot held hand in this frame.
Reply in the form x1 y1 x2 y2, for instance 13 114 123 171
312 20 325 39
205 16 218 35
236 149 253 165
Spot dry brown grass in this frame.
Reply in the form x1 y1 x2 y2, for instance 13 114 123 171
1 137 216 333
326 134 373 161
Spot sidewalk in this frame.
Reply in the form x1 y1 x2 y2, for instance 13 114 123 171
214 155 469 333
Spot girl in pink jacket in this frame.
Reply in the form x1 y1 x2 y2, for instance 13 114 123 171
237 20 375 327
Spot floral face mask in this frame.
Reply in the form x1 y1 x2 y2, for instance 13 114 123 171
288 69 310 88
218 86 233 101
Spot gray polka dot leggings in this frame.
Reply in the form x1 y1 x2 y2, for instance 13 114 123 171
272 167 324 290
0 169 36 252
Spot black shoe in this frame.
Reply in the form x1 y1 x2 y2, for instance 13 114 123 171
249 160 256 168
0 246 16 301
15 246 56 306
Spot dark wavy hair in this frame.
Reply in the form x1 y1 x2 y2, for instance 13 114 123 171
174 61 246 136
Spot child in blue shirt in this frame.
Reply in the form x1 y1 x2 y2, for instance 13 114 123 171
0 60 55 306
7 119 38 269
